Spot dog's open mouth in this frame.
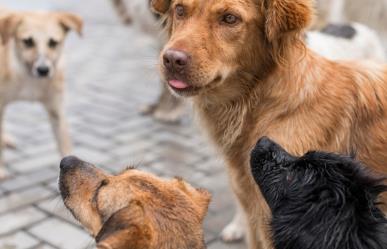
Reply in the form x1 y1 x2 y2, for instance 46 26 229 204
167 79 201 96
167 75 223 96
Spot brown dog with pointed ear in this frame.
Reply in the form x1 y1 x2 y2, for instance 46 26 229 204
151 0 387 248
59 156 211 249
0 9 83 178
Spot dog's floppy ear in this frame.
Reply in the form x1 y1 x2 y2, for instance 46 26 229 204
56 12 83 36
151 0 171 14
265 0 313 41
0 14 22 45
96 200 153 249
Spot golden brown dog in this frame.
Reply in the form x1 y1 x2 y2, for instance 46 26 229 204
59 156 211 249
0 9 82 178
151 0 387 248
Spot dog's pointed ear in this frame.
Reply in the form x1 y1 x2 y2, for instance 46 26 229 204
195 188 212 221
56 12 83 36
265 0 313 41
0 14 22 45
172 177 211 221
151 0 172 14
96 200 153 249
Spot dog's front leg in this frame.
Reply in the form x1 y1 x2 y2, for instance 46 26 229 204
43 100 72 156
221 200 246 242
228 164 273 249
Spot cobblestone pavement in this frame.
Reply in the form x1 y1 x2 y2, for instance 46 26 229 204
0 0 245 249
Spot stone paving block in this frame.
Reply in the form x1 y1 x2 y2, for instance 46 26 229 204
1 168 58 192
0 186 54 214
0 231 40 249
0 207 46 235
72 147 112 165
3 148 26 164
31 244 57 249
207 240 246 249
10 153 60 173
37 198 80 226
74 131 117 151
29 218 92 249
112 139 156 158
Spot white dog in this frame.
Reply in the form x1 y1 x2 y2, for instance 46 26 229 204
307 23 386 62
315 0 387 43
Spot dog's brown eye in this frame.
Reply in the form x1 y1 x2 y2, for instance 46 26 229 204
175 4 185 18
48 38 59 49
22 38 35 48
222 14 239 25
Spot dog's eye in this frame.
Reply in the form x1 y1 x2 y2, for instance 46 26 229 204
22 38 35 48
48 38 59 49
221 14 239 25
175 4 185 18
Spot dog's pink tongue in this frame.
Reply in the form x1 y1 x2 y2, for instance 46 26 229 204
169 80 189 89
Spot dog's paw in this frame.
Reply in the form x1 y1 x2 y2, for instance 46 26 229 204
122 15 132 25
3 134 16 149
0 167 10 180
153 108 184 124
220 221 245 243
139 104 157 116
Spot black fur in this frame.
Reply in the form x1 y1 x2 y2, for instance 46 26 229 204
250 137 387 249
321 24 357 39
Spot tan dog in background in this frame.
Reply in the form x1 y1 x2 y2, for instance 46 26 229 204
151 0 387 248
59 156 211 249
0 9 82 178
110 0 187 123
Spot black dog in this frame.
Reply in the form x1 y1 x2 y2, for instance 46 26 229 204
250 137 387 249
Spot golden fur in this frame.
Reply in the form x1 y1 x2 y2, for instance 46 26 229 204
59 156 211 249
151 0 387 248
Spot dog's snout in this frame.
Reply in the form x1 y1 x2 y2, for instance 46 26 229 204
36 66 50 77
60 156 83 170
163 49 190 71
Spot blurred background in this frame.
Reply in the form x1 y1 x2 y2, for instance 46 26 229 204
0 0 386 249
0 0 238 249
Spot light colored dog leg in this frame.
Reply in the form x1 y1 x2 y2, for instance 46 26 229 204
221 202 246 242
111 0 132 24
3 133 16 149
44 102 72 156
152 83 186 123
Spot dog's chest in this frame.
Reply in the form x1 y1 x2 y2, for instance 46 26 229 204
6 78 49 102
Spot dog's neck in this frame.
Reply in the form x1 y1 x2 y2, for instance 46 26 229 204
193 44 328 152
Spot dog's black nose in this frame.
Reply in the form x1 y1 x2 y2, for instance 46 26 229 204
60 156 82 170
37 66 50 77
163 49 190 71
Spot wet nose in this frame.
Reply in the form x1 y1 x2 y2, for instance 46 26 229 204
37 66 50 77
60 156 82 170
163 49 190 71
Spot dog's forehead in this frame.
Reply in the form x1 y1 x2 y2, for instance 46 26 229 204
16 13 65 40
177 0 257 16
